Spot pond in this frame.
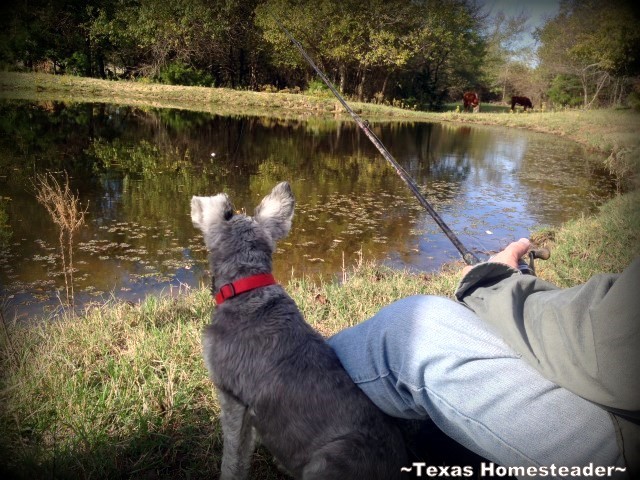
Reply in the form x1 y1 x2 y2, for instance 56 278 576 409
0 100 617 319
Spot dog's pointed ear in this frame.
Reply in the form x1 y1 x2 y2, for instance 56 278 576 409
191 194 234 246
254 182 295 242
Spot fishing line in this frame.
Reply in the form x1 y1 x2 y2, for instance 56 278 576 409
276 19 481 265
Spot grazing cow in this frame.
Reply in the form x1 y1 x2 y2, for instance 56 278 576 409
511 96 533 111
462 92 480 112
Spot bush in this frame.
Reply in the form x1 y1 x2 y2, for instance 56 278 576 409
627 91 640 111
156 62 214 87
548 74 582 107
64 52 90 76
306 78 330 95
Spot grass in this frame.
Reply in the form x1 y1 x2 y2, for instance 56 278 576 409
532 189 640 287
1 71 639 479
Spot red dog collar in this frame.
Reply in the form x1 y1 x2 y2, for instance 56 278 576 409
215 273 277 305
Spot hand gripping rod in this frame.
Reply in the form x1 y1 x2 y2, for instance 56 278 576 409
277 21 480 265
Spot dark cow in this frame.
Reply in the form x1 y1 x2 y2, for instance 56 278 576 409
511 96 533 111
462 92 480 112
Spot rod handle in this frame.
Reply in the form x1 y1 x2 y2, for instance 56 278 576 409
530 248 551 260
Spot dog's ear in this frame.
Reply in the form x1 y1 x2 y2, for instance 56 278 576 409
191 194 234 245
254 182 295 241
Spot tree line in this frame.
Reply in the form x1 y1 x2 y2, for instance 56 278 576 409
1 0 639 110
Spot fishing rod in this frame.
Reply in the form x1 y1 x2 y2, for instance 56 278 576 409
276 21 481 265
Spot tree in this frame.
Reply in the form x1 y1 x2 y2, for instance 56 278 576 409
399 0 487 109
256 0 415 99
535 0 640 108
481 9 533 102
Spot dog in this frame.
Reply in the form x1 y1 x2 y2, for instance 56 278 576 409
191 182 408 479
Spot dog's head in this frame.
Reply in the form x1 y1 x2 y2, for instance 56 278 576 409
191 182 295 282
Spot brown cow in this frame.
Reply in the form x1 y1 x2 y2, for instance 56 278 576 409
462 92 480 113
511 96 533 111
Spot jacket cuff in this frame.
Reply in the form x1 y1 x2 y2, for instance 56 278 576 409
455 262 522 300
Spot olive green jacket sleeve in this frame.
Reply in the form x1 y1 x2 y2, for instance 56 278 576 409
455 257 640 415
455 258 640 475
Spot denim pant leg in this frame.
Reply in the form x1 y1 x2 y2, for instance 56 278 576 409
327 295 626 474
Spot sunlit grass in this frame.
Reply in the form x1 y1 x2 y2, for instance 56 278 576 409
532 189 640 287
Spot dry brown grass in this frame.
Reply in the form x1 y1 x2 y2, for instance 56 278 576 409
35 172 88 305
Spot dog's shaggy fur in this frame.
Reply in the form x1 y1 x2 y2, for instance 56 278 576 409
191 182 408 480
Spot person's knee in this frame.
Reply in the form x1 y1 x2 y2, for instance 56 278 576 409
373 294 465 342
338 294 494 374
328 294 463 367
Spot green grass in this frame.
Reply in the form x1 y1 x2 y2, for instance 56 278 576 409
532 189 640 287
1 71 639 479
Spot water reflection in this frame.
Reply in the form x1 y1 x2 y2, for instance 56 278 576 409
0 101 616 319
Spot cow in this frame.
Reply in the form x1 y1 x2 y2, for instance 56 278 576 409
511 96 533 111
462 92 480 113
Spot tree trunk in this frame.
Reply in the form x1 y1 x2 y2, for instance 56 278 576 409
381 72 390 100
357 68 366 101
85 36 92 77
582 72 589 108
97 54 105 79
585 72 610 109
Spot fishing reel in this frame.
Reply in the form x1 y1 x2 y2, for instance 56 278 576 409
517 248 551 276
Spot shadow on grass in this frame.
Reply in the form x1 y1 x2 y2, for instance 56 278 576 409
1 407 513 480
0 408 289 480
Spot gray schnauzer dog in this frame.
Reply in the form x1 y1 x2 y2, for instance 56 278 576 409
191 182 408 479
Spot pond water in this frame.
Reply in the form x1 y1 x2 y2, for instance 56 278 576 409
0 101 616 319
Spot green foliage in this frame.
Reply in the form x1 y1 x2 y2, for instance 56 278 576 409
1 0 638 110
156 62 214 87
547 75 583 107
536 0 640 108
64 52 90 77
306 78 330 95
628 92 640 111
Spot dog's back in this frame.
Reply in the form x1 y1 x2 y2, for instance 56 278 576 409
192 182 408 479
204 287 407 478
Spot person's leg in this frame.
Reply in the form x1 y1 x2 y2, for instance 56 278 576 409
327 295 626 474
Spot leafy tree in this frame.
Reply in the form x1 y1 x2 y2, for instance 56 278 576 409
535 0 640 108
481 8 533 102
0 0 111 76
399 0 486 109
256 0 417 99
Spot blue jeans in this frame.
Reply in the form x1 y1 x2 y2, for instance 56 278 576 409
327 295 626 477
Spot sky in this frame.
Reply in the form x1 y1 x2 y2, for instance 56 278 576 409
479 0 561 49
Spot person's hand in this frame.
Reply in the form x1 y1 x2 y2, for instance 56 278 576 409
462 238 531 276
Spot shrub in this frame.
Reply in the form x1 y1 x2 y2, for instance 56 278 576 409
64 52 90 76
547 74 582 107
306 78 330 95
627 91 640 111
156 62 214 87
